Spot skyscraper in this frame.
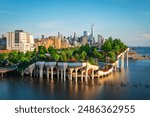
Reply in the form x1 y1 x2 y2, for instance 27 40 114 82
91 24 94 38
89 24 95 45
83 31 88 37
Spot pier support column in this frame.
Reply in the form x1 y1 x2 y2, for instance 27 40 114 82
69 68 74 81
64 69 66 81
57 69 59 79
81 71 84 81
61 69 63 80
29 70 33 78
121 53 124 70
85 67 88 82
92 70 94 80
51 67 54 80
75 69 78 83
117 60 119 69
46 68 49 78
39 67 44 79
126 51 129 68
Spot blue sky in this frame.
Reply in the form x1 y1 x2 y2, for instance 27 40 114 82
0 0 150 46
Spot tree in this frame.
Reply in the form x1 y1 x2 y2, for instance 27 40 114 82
88 57 96 65
0 53 9 66
17 52 25 62
74 53 79 61
25 51 31 59
52 54 59 61
8 51 18 64
80 51 87 60
0 53 8 61
107 51 116 63
102 40 112 51
93 48 103 59
59 51 67 61
37 54 46 61
38 46 47 54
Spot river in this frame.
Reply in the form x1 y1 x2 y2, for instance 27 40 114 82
0 47 150 100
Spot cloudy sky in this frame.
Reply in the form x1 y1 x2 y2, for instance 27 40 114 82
0 0 150 46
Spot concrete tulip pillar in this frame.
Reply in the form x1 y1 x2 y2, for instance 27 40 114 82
63 63 68 81
81 70 84 81
46 68 49 78
121 53 125 70
63 69 66 81
91 70 94 79
36 62 45 79
28 63 35 78
51 67 54 80
69 68 74 81
115 60 119 70
64 68 66 81
57 68 60 79
44 62 56 80
75 69 78 82
85 63 88 82
126 50 129 68
61 69 63 80
58 62 68 81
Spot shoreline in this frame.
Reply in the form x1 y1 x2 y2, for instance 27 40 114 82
128 52 150 60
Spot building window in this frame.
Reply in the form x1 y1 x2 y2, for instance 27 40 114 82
15 32 19 43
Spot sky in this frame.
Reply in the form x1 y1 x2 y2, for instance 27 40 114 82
0 0 150 46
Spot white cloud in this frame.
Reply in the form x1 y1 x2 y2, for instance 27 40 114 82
140 33 150 39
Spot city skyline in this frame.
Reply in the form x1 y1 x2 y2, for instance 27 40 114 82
0 0 150 46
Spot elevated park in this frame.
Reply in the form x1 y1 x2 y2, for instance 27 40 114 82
23 48 129 82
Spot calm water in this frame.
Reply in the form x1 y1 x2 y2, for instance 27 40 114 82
0 47 150 100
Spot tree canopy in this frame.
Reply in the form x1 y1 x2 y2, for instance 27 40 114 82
0 37 127 73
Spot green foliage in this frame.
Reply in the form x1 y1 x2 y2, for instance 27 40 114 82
74 53 79 61
88 57 96 65
93 48 102 59
0 36 127 70
8 51 19 64
80 51 87 60
0 53 8 61
52 54 59 61
102 37 127 63
37 54 46 61
38 46 47 54
102 40 112 51
59 51 67 61
107 51 116 63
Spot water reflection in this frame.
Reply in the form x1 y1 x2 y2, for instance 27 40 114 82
0 61 150 100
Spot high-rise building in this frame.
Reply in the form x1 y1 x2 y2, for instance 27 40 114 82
97 35 105 48
88 24 95 46
91 24 94 38
81 36 88 45
73 32 77 42
6 30 34 53
58 32 61 38
0 36 6 50
41 35 45 39
83 31 88 37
